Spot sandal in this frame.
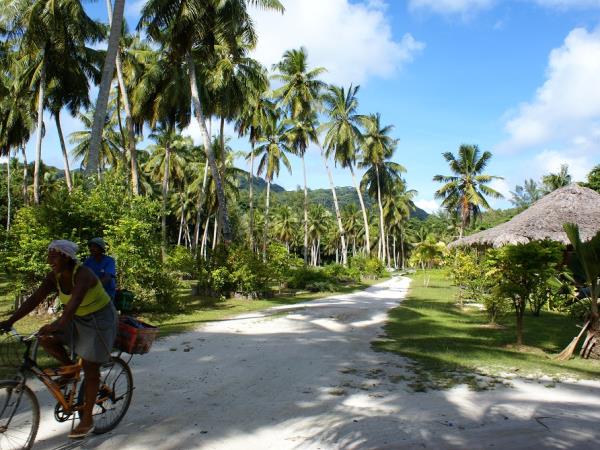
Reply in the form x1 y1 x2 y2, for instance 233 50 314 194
68 424 95 439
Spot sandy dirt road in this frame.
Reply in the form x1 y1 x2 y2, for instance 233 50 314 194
29 276 600 449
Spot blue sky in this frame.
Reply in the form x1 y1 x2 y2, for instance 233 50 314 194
7 0 600 212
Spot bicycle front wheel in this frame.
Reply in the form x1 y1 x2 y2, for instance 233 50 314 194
78 356 133 434
0 380 40 450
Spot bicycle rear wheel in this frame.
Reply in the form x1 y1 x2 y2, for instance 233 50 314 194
0 381 40 450
78 356 133 434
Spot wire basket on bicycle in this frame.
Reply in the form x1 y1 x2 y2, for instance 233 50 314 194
0 332 26 373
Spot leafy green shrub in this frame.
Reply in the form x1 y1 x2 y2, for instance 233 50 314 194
323 264 360 283
287 267 330 290
305 281 336 292
104 205 180 312
266 243 303 288
227 246 271 297
165 246 197 280
486 241 563 344
349 255 386 279
365 258 386 278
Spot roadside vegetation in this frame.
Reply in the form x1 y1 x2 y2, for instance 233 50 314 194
375 269 600 391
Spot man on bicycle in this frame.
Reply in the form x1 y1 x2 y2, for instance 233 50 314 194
0 239 118 439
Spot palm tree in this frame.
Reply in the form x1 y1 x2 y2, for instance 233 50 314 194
510 178 543 208
46 52 103 192
69 110 122 172
433 144 503 238
383 183 416 268
145 130 193 251
11 0 103 204
321 84 371 255
87 0 126 177
307 204 331 266
542 164 572 193
272 47 325 264
342 204 364 257
253 114 292 258
139 0 284 244
235 93 276 251
360 113 399 264
272 205 299 252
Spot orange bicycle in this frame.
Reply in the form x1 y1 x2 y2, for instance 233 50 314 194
0 329 133 449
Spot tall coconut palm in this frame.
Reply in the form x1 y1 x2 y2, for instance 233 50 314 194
307 204 331 266
433 144 503 238
383 183 416 269
46 51 103 192
139 0 284 243
235 94 276 250
100 0 144 194
145 131 193 251
70 110 122 172
12 0 103 203
272 205 298 252
321 84 371 255
87 0 126 178
272 47 325 264
253 114 292 258
359 113 399 263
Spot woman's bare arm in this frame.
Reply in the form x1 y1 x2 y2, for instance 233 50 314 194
1 273 56 328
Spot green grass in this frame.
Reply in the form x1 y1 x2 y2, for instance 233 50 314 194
373 269 600 390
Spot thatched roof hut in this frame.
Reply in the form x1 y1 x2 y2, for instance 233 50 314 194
450 183 600 248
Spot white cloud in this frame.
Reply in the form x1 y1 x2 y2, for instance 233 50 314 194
497 26 600 165
250 0 424 85
533 150 590 181
415 198 440 213
489 178 511 198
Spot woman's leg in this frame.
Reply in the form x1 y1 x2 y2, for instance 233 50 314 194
74 359 101 433
39 335 73 366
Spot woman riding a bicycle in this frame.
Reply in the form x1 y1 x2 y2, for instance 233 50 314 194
0 239 118 439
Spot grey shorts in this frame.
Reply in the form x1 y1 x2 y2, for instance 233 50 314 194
60 303 118 363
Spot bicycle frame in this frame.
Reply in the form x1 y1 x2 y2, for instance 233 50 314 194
8 330 83 414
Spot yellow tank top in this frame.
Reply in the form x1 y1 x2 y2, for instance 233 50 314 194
56 264 111 316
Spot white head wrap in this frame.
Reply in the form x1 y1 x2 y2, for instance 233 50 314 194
48 240 79 261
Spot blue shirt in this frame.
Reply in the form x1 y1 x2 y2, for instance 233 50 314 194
83 255 117 300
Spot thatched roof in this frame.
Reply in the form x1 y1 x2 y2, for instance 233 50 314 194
450 183 600 248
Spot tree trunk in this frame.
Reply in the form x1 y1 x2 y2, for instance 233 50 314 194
6 150 11 231
33 53 46 205
263 179 271 260
21 146 27 205
177 199 185 246
375 165 386 264
86 0 125 177
393 234 397 269
212 215 219 251
104 0 139 194
200 215 210 259
321 145 347 265
161 142 171 258
350 165 370 255
302 155 309 265
186 51 232 242
516 307 524 346
55 112 73 192
193 162 209 251
248 142 255 251
400 231 405 270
